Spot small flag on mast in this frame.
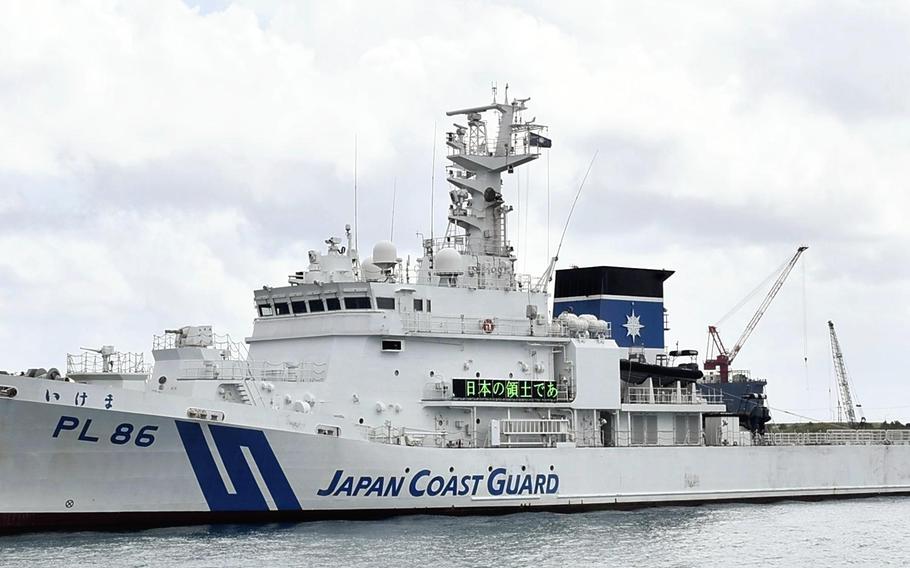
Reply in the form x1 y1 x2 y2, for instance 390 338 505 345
529 132 552 148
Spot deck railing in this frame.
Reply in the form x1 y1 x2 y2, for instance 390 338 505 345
402 313 609 339
763 429 910 446
624 386 724 405
66 352 148 375
176 360 328 382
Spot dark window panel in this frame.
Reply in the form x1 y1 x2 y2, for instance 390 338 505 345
344 297 372 310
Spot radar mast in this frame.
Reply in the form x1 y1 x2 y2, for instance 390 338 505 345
424 86 549 291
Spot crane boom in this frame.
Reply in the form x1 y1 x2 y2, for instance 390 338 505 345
728 246 808 362
828 320 858 424
704 245 808 382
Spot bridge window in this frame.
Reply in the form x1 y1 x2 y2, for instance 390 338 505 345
344 297 372 310
274 301 291 316
326 297 342 311
291 300 308 314
414 298 424 311
257 304 273 317
308 299 325 313
376 297 395 310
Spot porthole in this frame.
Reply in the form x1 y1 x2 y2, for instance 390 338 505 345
449 466 454 473
394 369 400 376
430 370 435 377
475 418 481 424
405 467 411 474
521 465 526 471
488 466 493 472
158 376 167 385
475 372 480 378
549 465 555 471
358 418 364 424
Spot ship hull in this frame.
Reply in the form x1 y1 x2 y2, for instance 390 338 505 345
2 386 910 534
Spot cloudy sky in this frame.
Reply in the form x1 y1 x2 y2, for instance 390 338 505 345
1 0 908 422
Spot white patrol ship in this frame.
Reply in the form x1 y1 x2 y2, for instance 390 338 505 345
2 91 909 533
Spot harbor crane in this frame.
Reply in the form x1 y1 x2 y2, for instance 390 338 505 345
828 320 863 425
704 246 808 383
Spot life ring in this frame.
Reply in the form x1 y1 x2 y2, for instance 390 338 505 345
481 318 495 333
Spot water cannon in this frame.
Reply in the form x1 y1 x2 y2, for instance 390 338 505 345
80 345 116 372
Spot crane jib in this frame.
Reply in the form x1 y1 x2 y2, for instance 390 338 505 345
706 246 808 382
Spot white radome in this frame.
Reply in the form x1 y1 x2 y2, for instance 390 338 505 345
361 257 382 282
372 240 398 269
435 247 464 275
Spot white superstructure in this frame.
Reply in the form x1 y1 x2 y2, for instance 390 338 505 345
1 91 909 533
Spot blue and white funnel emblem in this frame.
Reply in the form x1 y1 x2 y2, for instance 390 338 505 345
623 308 645 343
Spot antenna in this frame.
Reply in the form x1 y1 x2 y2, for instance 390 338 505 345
536 151 598 290
353 133 359 257
523 163 530 273
390 177 397 241
430 122 437 255
546 150 550 263
515 157 521 259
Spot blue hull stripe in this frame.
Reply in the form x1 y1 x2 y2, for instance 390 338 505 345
175 420 300 512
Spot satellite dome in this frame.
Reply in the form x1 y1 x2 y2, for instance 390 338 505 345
361 257 382 282
435 248 464 275
372 240 398 269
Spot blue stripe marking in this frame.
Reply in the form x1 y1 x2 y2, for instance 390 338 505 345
175 420 301 512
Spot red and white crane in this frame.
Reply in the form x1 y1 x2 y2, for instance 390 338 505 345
704 246 808 383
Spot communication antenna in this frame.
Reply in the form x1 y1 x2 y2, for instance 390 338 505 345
536 151 598 290
390 177 397 241
515 159 521 259
430 122 437 255
523 165 530 273
353 134 359 257
546 150 551 262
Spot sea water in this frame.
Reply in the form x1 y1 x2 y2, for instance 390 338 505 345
2 497 908 567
